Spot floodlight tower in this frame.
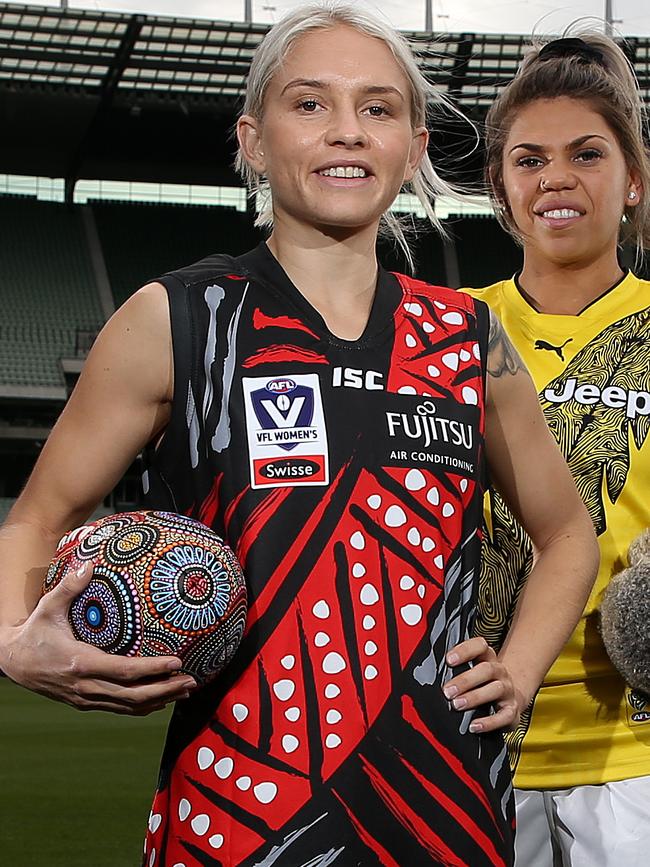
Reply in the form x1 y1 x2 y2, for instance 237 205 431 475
605 0 613 35
425 1 448 33
604 1 622 36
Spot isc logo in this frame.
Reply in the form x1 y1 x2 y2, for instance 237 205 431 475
332 366 384 390
266 378 297 394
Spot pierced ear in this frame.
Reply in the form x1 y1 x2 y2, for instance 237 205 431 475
237 115 266 174
626 167 643 208
403 126 429 183
627 188 642 207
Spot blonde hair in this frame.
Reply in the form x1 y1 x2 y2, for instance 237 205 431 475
235 1 465 269
485 32 650 258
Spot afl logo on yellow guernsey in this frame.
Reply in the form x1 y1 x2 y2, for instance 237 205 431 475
627 688 650 725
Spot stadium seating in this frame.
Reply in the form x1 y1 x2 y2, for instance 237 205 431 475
450 214 522 288
0 197 525 392
377 217 449 286
0 196 103 388
91 200 262 307
0 196 264 388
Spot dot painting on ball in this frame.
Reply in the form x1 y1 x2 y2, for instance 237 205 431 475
42 511 247 684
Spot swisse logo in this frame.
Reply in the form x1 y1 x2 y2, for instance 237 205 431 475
258 458 321 480
545 378 650 419
267 378 296 394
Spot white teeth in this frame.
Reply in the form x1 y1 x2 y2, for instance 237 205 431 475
320 166 367 178
542 208 581 219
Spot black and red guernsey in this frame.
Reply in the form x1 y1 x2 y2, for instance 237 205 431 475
142 242 514 867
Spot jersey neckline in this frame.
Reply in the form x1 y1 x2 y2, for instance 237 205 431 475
236 241 404 350
510 269 633 319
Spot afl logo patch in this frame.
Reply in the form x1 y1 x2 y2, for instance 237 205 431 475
266 378 297 394
242 373 330 489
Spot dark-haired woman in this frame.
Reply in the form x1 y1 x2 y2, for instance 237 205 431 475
0 8 598 865
465 34 650 866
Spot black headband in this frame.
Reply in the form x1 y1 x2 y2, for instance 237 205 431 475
538 37 606 67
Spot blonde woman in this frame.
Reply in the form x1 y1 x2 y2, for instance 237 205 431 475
0 8 597 865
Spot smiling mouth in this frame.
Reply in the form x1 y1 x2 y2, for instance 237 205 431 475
538 208 583 219
319 166 368 178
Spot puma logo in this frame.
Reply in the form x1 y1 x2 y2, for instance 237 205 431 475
534 338 572 361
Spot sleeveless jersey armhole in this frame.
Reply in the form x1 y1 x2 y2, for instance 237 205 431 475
146 273 197 488
473 297 490 394
473 297 491 493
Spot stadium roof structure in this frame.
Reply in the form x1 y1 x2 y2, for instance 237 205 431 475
1 2 649 196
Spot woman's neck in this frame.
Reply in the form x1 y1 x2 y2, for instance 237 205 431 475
266 219 380 340
518 248 624 315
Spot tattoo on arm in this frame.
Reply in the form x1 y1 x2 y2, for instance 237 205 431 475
487 309 525 378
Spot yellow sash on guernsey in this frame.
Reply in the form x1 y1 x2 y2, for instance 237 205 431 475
464 273 650 788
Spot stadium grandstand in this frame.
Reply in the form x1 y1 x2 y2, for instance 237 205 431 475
1 1 649 518
4 5 650 865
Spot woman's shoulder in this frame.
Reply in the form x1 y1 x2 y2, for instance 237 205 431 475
392 273 516 327
159 251 248 291
628 272 650 291
393 272 494 315
459 280 512 304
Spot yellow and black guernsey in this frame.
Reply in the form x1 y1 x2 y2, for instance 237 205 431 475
465 272 650 789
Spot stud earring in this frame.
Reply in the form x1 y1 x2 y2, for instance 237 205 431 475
628 190 637 200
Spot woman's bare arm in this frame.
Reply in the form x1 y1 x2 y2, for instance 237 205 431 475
0 283 197 713
445 310 599 731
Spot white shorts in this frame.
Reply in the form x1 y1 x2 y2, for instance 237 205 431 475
514 777 650 867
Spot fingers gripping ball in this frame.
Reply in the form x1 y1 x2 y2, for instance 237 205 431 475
42 511 247 684
600 559 650 695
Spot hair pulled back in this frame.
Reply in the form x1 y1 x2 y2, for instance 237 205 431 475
485 32 650 256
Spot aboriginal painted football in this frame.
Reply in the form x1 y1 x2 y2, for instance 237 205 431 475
43 511 247 684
